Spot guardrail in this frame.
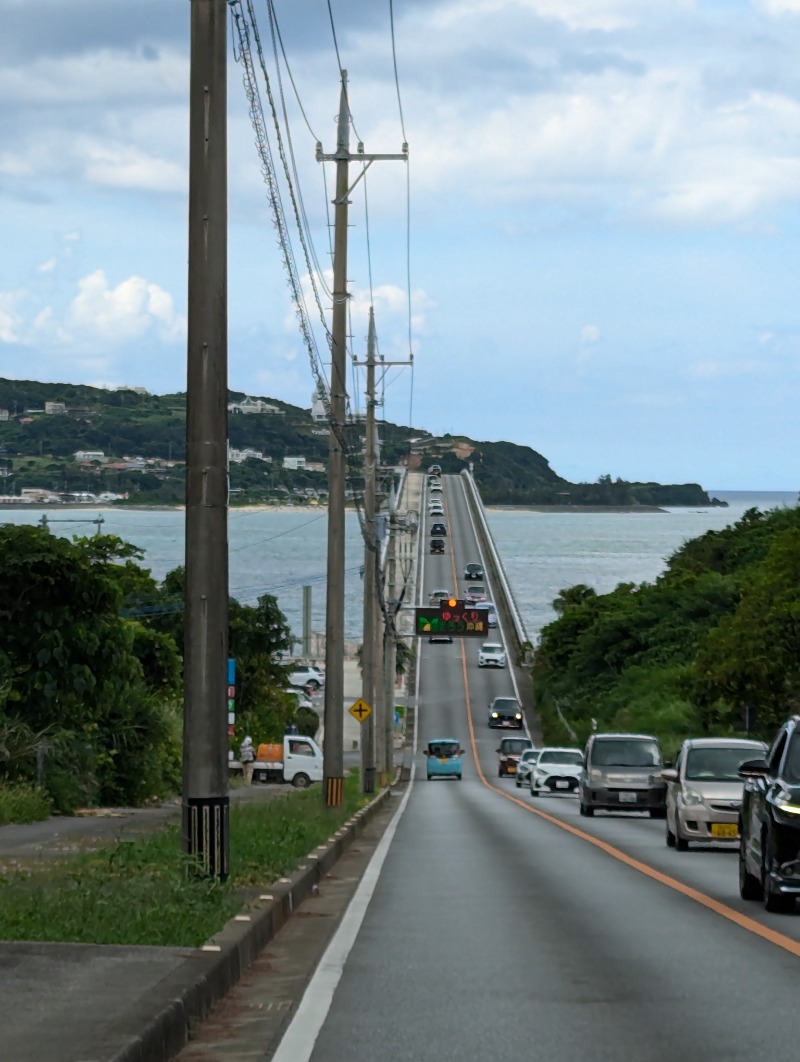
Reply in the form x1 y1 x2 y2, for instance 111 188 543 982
459 469 531 657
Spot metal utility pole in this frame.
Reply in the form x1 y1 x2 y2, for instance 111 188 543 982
317 74 407 807
359 308 378 793
183 0 229 878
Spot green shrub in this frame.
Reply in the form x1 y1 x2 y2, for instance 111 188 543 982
0 782 52 826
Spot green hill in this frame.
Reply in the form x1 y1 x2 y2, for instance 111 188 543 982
0 378 717 507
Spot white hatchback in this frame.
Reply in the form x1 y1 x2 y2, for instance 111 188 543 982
478 642 506 668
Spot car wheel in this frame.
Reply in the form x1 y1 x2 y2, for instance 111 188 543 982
666 820 676 848
530 787 539 798
762 829 796 913
292 772 311 789
456 774 462 780
649 807 667 820
739 839 762 901
675 829 689 852
515 777 522 788
580 803 594 817
498 767 504 778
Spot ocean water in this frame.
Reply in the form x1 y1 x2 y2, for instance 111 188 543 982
487 490 798 637
2 490 796 643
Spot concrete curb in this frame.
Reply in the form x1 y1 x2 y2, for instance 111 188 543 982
110 786 393 1062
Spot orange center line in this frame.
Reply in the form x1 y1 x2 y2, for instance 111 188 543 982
457 642 800 961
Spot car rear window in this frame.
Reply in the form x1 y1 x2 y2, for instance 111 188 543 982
590 739 660 767
430 742 459 758
685 745 766 782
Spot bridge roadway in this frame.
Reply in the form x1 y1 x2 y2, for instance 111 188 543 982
271 472 800 1061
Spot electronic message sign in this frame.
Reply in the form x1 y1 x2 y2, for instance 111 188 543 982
414 598 488 638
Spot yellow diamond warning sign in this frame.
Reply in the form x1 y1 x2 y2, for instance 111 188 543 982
348 698 373 723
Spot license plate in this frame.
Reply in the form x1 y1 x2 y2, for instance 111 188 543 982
619 791 637 803
438 758 449 763
508 764 517 773
710 822 738 839
555 780 569 789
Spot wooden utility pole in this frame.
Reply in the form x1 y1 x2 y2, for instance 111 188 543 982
183 0 229 878
316 74 407 806
359 308 378 793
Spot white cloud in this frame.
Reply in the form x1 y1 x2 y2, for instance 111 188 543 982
690 359 766 379
0 291 26 344
65 270 185 345
38 258 57 274
581 324 600 344
756 0 800 14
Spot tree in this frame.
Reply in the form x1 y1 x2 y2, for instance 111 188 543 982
0 525 182 810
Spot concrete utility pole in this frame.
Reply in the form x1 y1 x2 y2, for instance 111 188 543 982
183 0 229 878
359 308 378 793
381 510 398 784
317 74 407 807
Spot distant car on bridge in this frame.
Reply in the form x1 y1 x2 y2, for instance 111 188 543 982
464 562 484 580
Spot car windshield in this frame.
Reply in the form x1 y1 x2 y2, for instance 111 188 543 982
591 739 661 767
685 745 766 782
482 644 502 652
539 750 583 766
783 734 800 784
493 700 518 712
521 750 540 763
429 742 459 758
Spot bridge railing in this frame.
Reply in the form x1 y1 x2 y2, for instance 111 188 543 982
459 469 531 659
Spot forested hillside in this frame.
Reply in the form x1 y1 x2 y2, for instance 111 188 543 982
0 378 715 506
533 505 800 755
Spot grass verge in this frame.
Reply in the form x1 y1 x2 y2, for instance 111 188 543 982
0 773 370 947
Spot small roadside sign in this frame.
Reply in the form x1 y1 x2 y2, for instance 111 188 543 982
348 698 373 723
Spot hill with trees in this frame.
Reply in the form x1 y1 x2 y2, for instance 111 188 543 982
532 504 800 756
0 377 718 507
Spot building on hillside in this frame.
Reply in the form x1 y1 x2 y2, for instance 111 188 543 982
283 456 307 470
310 385 329 422
44 401 67 415
228 446 271 464
0 409 9 421
74 451 107 464
228 397 283 415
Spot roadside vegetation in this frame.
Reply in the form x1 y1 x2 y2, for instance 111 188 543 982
0 525 310 817
0 773 369 947
533 505 800 757
0 782 52 826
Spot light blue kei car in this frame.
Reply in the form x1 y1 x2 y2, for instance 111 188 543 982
424 738 464 780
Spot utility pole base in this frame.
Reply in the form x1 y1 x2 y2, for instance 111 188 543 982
379 771 389 788
184 796 230 881
325 776 345 807
362 767 376 794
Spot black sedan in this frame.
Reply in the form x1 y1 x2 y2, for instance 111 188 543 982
739 715 800 912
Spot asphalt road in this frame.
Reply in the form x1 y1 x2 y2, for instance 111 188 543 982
277 474 800 1061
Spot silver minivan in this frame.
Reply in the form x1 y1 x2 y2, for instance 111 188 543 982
579 732 667 818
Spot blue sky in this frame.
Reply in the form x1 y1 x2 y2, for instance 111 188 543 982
2 0 800 489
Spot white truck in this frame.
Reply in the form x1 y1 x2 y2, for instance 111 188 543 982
249 735 324 788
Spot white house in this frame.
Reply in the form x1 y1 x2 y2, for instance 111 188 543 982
228 397 283 415
74 451 107 464
283 456 307 471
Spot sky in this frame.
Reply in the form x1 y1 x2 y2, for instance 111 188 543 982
2 1 800 490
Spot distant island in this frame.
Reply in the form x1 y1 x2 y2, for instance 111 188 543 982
0 378 724 509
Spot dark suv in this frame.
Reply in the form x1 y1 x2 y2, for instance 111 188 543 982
739 716 800 913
